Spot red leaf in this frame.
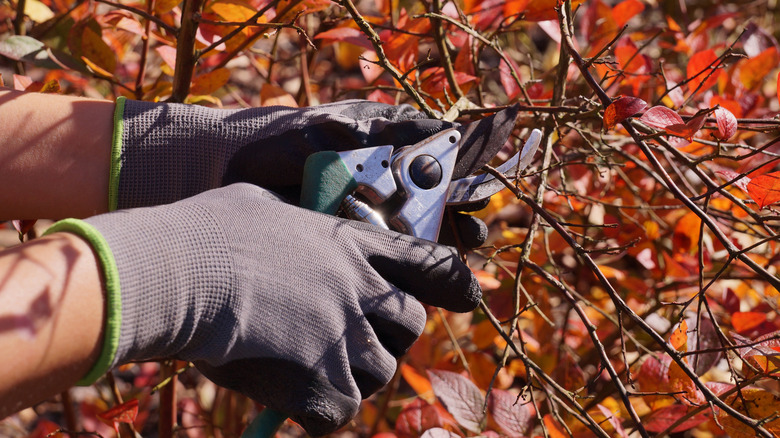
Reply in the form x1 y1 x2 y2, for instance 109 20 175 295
713 106 737 140
395 399 443 438
487 389 534 437
596 404 628 438
499 56 522 100
98 399 139 431
643 404 709 433
686 49 720 94
715 170 751 195
603 96 647 130
419 428 460 438
427 370 484 433
611 0 643 28
639 106 684 129
747 171 780 209
12 219 37 237
665 112 707 141
314 27 373 50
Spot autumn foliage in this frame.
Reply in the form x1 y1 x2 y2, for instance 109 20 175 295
2 0 780 436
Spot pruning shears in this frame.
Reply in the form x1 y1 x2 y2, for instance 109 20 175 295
242 105 543 438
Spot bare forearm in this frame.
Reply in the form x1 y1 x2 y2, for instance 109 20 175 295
0 89 113 220
0 233 104 418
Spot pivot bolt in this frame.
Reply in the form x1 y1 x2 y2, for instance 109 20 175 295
409 155 442 190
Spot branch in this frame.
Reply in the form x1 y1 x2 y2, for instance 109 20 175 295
169 0 205 102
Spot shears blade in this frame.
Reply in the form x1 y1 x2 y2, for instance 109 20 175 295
453 104 520 180
446 128 542 205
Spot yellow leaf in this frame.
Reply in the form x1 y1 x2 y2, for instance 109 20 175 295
24 0 54 23
209 0 257 22
81 26 116 74
39 79 60 93
154 0 181 15
190 68 231 95
185 94 223 107
81 56 113 78
260 83 297 107
719 388 780 436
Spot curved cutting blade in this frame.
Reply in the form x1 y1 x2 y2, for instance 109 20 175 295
447 129 542 205
453 103 520 180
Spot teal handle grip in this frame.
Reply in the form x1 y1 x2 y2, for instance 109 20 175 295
243 151 357 438
299 151 358 214
241 408 287 438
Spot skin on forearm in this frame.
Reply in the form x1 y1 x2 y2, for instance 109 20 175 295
0 232 104 418
0 88 113 220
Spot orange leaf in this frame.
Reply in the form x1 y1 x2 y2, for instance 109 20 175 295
732 311 769 334
739 47 779 91
670 320 688 351
260 83 297 107
542 414 569 438
667 360 700 404
155 0 180 14
747 171 780 209
672 212 702 253
611 0 644 28
400 364 434 403
98 398 138 432
686 49 720 94
190 68 231 95
603 96 647 130
719 389 780 437
777 70 780 109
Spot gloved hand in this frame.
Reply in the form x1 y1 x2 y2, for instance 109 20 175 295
47 183 481 436
111 98 487 248
112 98 455 208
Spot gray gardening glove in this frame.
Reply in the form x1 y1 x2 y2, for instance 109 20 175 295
112 98 455 208
112 98 487 248
46 183 481 436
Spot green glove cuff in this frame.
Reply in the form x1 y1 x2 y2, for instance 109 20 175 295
44 219 123 385
108 96 127 212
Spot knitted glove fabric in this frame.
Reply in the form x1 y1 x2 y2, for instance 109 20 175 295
111 98 488 248
111 98 455 208
48 183 481 436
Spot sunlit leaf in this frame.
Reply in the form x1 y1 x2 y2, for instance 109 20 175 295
643 404 709 433
746 171 780 209
719 388 780 436
670 320 688 351
639 105 684 129
427 370 484 433
542 414 569 438
0 35 62 69
732 311 769 334
487 389 534 438
596 404 628 438
611 0 643 28
314 26 372 50
419 428 460 438
190 68 231 95
603 96 647 130
667 359 701 404
401 364 434 403
155 45 177 70
260 83 297 107
24 0 55 23
686 49 720 94
155 0 180 14
712 106 737 140
98 398 139 433
739 47 779 91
